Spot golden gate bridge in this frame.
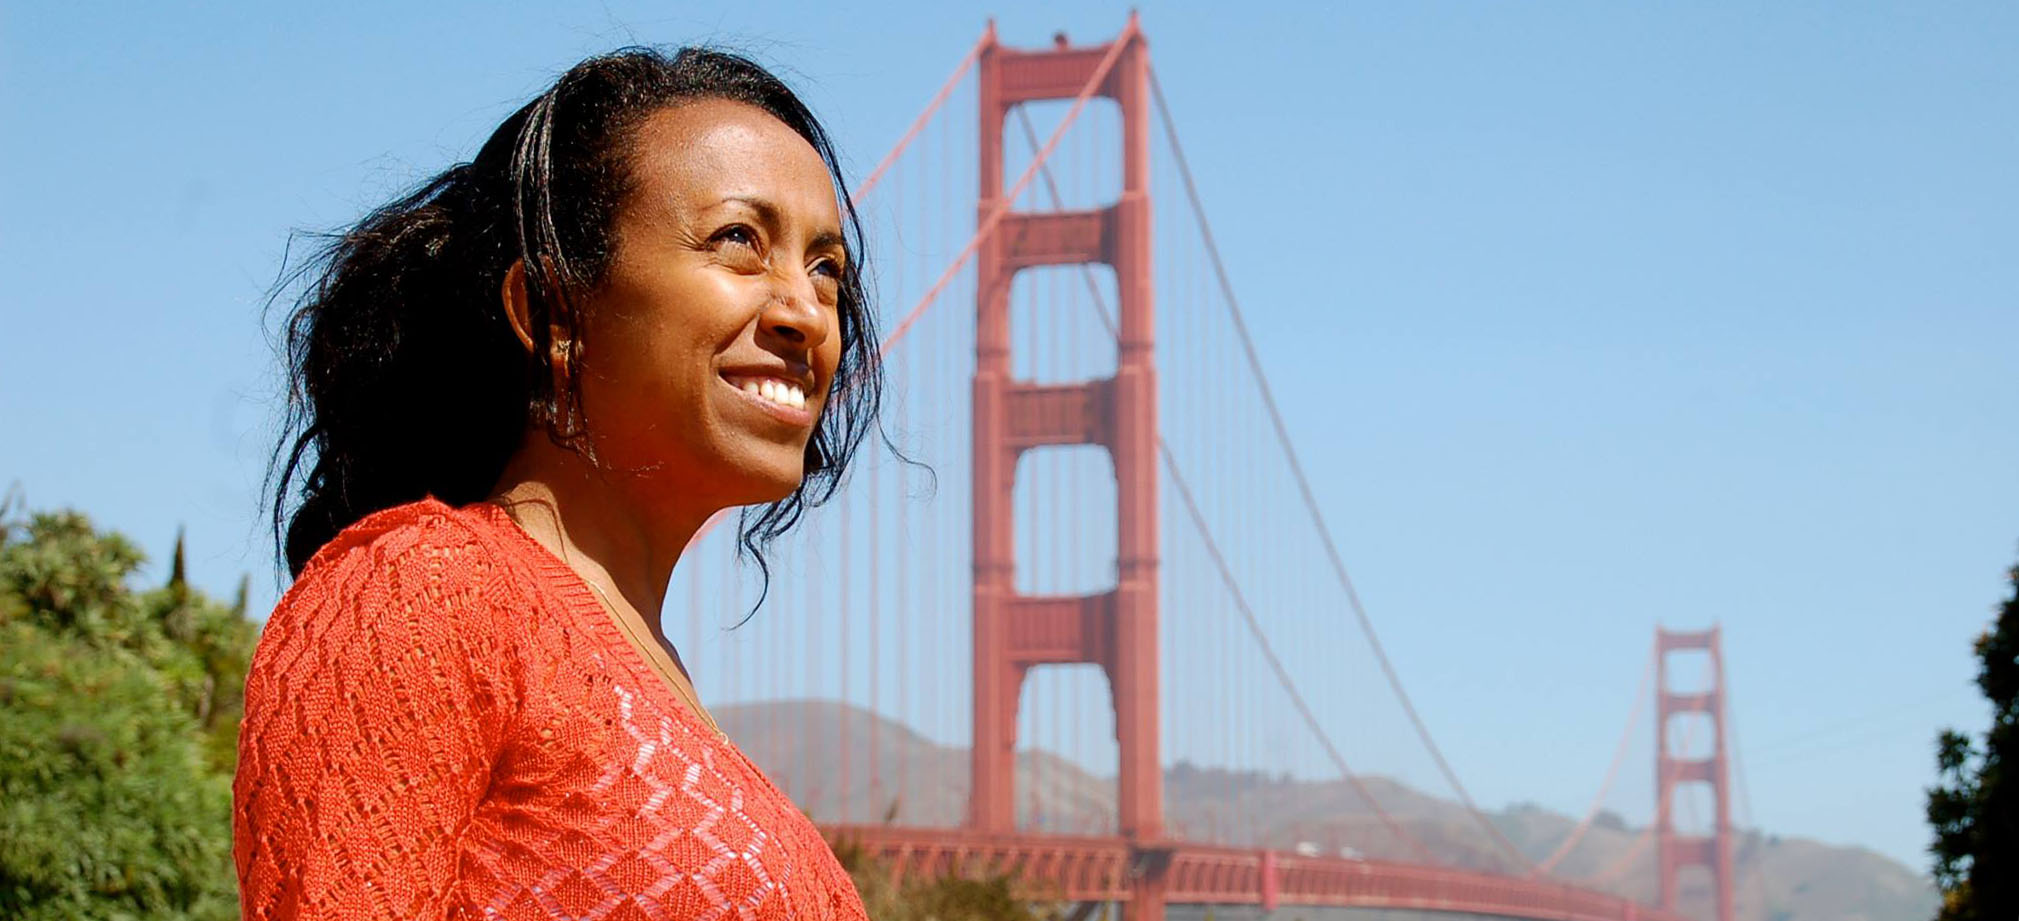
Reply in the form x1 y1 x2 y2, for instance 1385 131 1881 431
668 16 1752 921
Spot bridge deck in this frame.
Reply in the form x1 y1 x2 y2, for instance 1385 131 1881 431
823 825 1688 921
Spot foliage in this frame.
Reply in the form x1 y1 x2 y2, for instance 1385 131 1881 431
1926 558 2019 921
0 504 256 921
829 835 1072 921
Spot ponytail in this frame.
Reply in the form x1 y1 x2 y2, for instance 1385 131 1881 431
271 162 529 574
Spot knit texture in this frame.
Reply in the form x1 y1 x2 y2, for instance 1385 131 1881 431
234 498 866 921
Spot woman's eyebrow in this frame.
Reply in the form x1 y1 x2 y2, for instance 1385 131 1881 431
808 229 848 263
716 196 846 259
716 195 783 229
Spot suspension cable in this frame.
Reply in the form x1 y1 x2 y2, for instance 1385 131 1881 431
1586 651 1714 886
1012 106 1436 865
1533 641 1657 875
1721 641 1766 907
1147 64 1531 871
1587 819 1655 886
849 33 987 205
1161 436 1435 862
876 32 1129 357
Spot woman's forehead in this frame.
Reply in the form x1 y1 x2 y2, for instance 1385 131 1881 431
628 100 839 223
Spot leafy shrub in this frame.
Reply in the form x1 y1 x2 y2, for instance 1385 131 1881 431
0 508 255 921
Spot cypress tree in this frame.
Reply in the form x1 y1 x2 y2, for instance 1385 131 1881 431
1927 558 2018 920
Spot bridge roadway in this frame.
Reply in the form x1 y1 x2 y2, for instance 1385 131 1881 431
824 825 1687 921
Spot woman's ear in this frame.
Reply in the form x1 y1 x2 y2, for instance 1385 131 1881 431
500 260 541 356
502 259 576 364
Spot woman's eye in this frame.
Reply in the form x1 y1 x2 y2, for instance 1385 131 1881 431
714 225 759 251
810 260 844 301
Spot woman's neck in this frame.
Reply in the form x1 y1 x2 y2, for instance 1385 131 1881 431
487 437 712 643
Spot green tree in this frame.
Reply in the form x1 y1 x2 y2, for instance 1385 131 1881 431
1927 559 2018 921
0 505 257 921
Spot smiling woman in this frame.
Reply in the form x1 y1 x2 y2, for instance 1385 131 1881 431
240 48 880 920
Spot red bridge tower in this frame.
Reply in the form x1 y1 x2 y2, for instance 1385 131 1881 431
1655 626 1736 921
966 7 1162 874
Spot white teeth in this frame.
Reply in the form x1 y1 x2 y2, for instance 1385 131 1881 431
737 377 807 411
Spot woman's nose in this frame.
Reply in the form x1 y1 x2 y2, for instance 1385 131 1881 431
758 278 832 352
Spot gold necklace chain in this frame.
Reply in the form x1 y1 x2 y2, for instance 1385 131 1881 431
583 577 727 740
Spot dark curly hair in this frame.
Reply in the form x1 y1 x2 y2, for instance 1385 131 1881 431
268 46 882 584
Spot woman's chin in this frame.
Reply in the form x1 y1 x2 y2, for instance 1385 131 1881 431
712 455 805 508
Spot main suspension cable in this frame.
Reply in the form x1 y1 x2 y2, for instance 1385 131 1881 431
1012 106 1436 864
1148 64 1531 871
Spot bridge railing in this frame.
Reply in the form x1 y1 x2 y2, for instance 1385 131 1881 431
825 825 1692 921
826 825 1132 902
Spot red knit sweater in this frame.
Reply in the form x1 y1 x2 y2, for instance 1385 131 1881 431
233 498 866 920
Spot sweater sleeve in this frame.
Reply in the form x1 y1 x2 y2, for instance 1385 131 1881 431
233 516 523 921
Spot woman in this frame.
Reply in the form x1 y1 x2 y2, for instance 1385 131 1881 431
238 47 879 920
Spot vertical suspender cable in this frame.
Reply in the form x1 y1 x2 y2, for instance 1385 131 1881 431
1017 101 1435 859
839 497 852 821
868 413 882 816
1148 65 1530 872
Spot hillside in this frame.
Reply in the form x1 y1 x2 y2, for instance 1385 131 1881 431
717 700 1937 921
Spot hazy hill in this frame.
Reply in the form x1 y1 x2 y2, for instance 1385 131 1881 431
717 700 1937 921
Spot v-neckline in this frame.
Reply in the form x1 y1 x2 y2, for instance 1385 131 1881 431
470 500 727 746
456 499 856 918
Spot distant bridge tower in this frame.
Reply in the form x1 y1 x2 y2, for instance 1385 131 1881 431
966 4 1162 874
1655 626 1736 921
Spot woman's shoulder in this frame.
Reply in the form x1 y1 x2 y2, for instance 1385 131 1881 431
271 496 540 640
239 499 533 825
295 494 501 567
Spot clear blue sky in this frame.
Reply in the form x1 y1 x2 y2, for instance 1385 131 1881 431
3 1 2013 872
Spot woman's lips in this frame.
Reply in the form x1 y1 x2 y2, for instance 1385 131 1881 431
720 373 815 426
